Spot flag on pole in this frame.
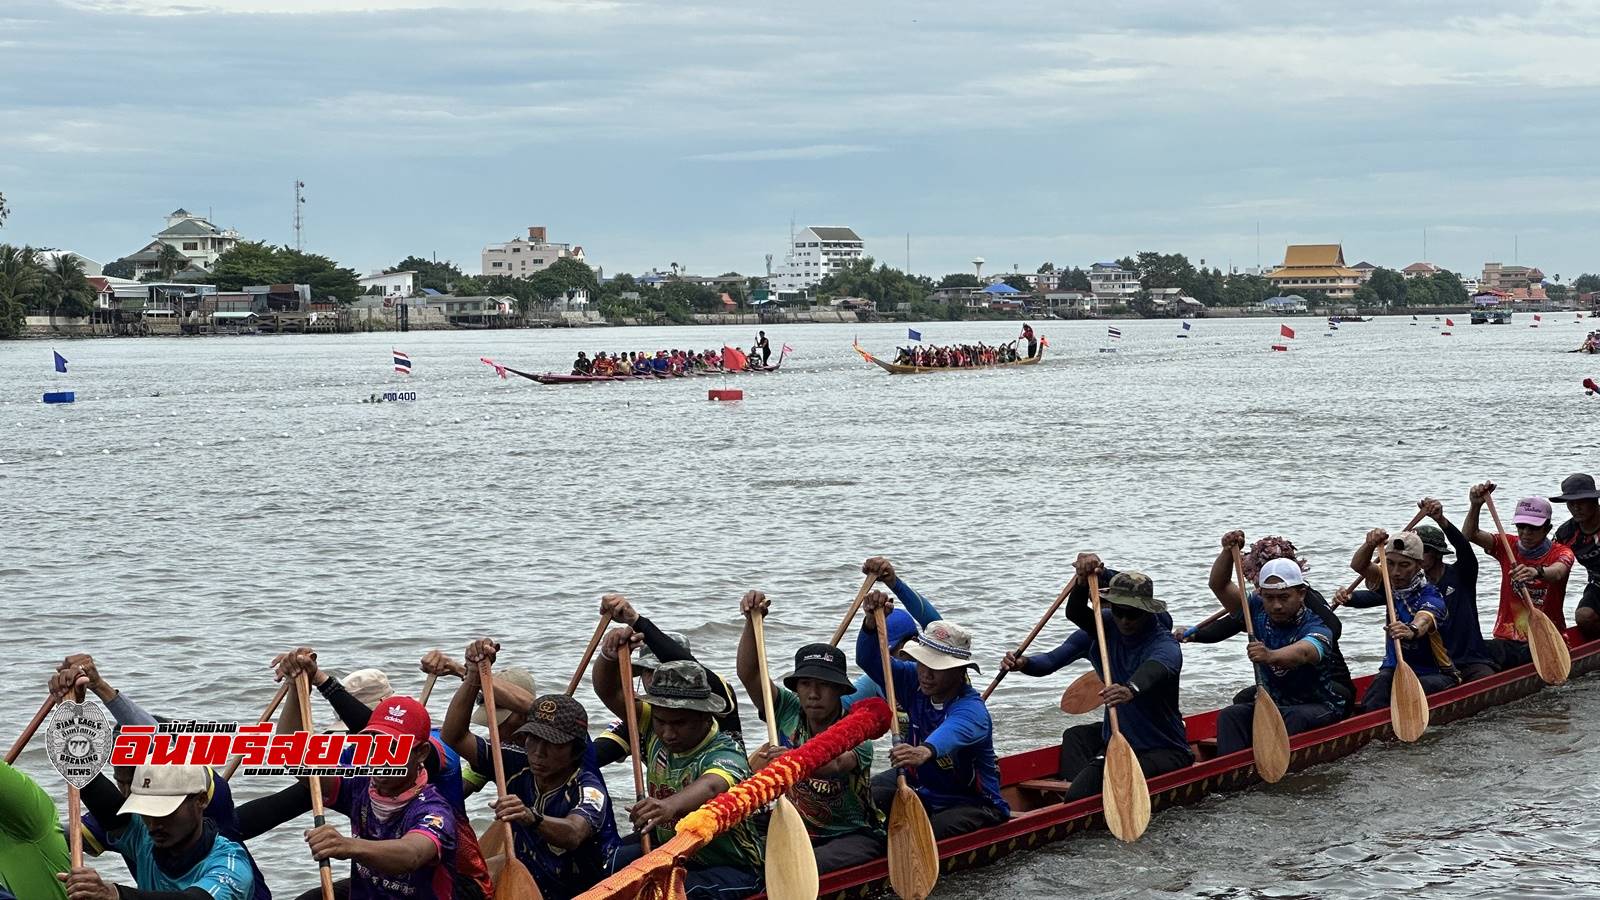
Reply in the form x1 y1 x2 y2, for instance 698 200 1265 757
1040 336 1050 348
781 343 794 355
908 329 922 342
1107 326 1122 340
479 357 507 379
1280 324 1295 339
1445 318 1455 327
393 350 412 375
1181 321 1192 331
52 351 68 373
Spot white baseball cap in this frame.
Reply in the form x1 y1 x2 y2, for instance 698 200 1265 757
117 765 209 818
1257 558 1306 589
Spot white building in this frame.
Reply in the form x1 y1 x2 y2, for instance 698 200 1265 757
359 270 417 297
124 209 241 278
1087 262 1140 304
481 226 585 277
770 226 864 296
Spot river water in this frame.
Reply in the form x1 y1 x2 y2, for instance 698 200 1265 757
3 314 1596 898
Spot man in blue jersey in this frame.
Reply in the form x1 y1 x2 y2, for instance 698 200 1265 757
1337 530 1460 709
857 592 1009 838
62 765 255 900
842 557 943 707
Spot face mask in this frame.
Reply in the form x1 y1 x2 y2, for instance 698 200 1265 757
368 767 428 822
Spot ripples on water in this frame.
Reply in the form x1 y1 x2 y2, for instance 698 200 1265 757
3 317 1595 897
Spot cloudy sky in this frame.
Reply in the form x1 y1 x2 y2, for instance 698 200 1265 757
3 0 1598 280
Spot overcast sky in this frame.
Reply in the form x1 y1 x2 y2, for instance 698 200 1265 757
3 0 1598 280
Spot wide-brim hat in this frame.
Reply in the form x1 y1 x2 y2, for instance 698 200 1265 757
1551 473 1600 503
642 660 730 715
473 668 536 727
901 620 980 673
782 643 853 692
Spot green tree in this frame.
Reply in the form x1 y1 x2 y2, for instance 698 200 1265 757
0 244 42 338
156 244 189 279
1352 285 1381 309
102 257 135 279
1426 270 1466 305
1133 251 1196 289
1001 273 1032 292
1036 262 1055 274
1220 273 1273 307
210 242 361 301
211 242 287 290
1056 267 1091 291
43 254 95 320
1573 274 1600 294
938 273 980 289
391 255 463 293
1546 282 1569 302
817 257 932 313
1367 268 1406 307
280 250 362 302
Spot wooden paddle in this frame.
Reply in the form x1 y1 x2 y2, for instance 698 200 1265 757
751 611 820 900
5 692 58 764
873 607 938 899
66 682 86 869
1376 544 1429 742
223 680 292 780
567 615 612 696
1230 548 1290 784
1086 576 1151 842
617 645 651 853
296 673 337 900
1484 495 1572 685
1062 605 1236 716
829 575 878 646
419 674 438 706
982 577 1075 701
478 661 544 900
1340 510 1428 597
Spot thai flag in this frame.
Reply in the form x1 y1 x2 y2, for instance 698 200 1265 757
1107 326 1122 340
908 329 922 341
393 350 412 375
781 343 794 354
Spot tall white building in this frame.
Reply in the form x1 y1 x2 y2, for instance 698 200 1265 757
771 226 864 295
481 226 585 278
124 209 242 278
1087 262 1140 303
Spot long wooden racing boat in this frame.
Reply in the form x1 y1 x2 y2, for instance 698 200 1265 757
852 341 1044 375
495 358 782 386
749 628 1599 900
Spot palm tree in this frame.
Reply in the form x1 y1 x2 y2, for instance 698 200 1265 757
0 244 42 338
156 243 188 279
49 254 94 322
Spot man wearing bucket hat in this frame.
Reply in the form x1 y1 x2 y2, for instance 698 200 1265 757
1550 473 1600 639
1043 556 1192 801
1335 530 1460 710
595 632 763 899
1463 482 1575 669
736 591 884 873
64 764 256 900
841 557 944 709
1194 555 1352 756
857 591 1009 839
1339 498 1497 682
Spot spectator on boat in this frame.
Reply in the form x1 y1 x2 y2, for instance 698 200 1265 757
441 641 619 900
595 649 764 899
1192 548 1352 757
571 352 592 376
1335 530 1461 709
64 764 256 900
842 557 943 708
594 595 745 764
1551 473 1600 639
856 593 1009 839
1339 499 1496 681
736 592 886 873
1 759 69 900
1008 557 1191 798
1462 483 1574 669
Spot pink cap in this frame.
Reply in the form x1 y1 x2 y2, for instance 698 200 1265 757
1512 496 1552 526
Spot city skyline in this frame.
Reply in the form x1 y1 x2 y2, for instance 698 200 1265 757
3 0 1598 281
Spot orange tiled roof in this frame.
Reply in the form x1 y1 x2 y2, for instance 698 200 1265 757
1266 267 1362 279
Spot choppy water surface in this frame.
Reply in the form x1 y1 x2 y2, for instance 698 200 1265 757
3 316 1596 898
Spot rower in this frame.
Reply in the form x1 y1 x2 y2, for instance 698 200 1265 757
571 351 592 376
842 557 942 707
1337 530 1461 709
1 760 68 900
756 331 771 366
1020 323 1038 358
1340 499 1496 681
1550 473 1600 639
1000 558 1190 794
857 592 1009 838
594 638 764 900
736 591 885 872
441 639 620 900
1462 482 1575 669
1192 554 1350 756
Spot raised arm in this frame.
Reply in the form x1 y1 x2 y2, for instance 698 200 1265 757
1210 531 1247 612
593 627 641 721
1348 528 1385 587
863 557 943 627
1462 481 1500 553
440 641 492 763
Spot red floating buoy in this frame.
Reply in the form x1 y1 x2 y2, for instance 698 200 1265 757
1441 331 1452 336
1270 344 1289 352
708 389 743 401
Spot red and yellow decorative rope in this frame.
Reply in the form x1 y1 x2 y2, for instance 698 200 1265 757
576 697 892 900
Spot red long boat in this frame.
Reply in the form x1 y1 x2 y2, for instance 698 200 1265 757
751 628 1599 900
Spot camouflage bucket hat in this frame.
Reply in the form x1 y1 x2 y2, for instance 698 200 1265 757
1101 571 1167 615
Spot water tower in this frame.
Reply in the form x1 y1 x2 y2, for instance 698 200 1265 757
972 257 985 281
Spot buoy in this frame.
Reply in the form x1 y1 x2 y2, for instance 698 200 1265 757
42 391 75 404
1441 331 1452 336
1270 344 1289 352
709 389 743 401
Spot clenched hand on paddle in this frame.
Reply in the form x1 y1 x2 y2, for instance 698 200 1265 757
468 640 544 900
1228 541 1291 784
863 592 939 900
1375 543 1430 742
1075 554 1152 842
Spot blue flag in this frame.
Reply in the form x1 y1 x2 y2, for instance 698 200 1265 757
907 329 922 342
1181 321 1192 331
53 351 68 373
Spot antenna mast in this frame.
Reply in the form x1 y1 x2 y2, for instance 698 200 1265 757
294 180 306 252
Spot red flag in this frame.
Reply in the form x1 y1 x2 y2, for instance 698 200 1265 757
722 346 748 371
1445 318 1455 327
1280 324 1295 339
1534 314 1543 321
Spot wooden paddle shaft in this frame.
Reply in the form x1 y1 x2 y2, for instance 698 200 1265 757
1375 545 1406 663
1343 509 1428 594
982 578 1075 701
1085 575 1121 734
872 608 901 729
751 614 782 747
616 647 651 853
477 661 520 862
223 680 293 780
296 673 336 900
830 575 878 646
567 616 612 696
1484 496 1547 615
5 692 57 765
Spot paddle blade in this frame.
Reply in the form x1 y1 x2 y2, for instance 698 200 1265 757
479 823 507 865
1389 663 1430 743
1251 691 1291 783
1526 608 1573 686
1059 671 1105 715
765 798 820 900
887 778 939 899
1100 732 1150 843
488 853 544 900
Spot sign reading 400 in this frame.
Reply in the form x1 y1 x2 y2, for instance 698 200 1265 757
382 391 417 402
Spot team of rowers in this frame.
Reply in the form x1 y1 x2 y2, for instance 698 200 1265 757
570 333 776 377
7 474 1599 900
1578 330 1600 353
891 325 1041 368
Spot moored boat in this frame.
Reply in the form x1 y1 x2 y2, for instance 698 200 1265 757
853 341 1044 375
746 628 1599 900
